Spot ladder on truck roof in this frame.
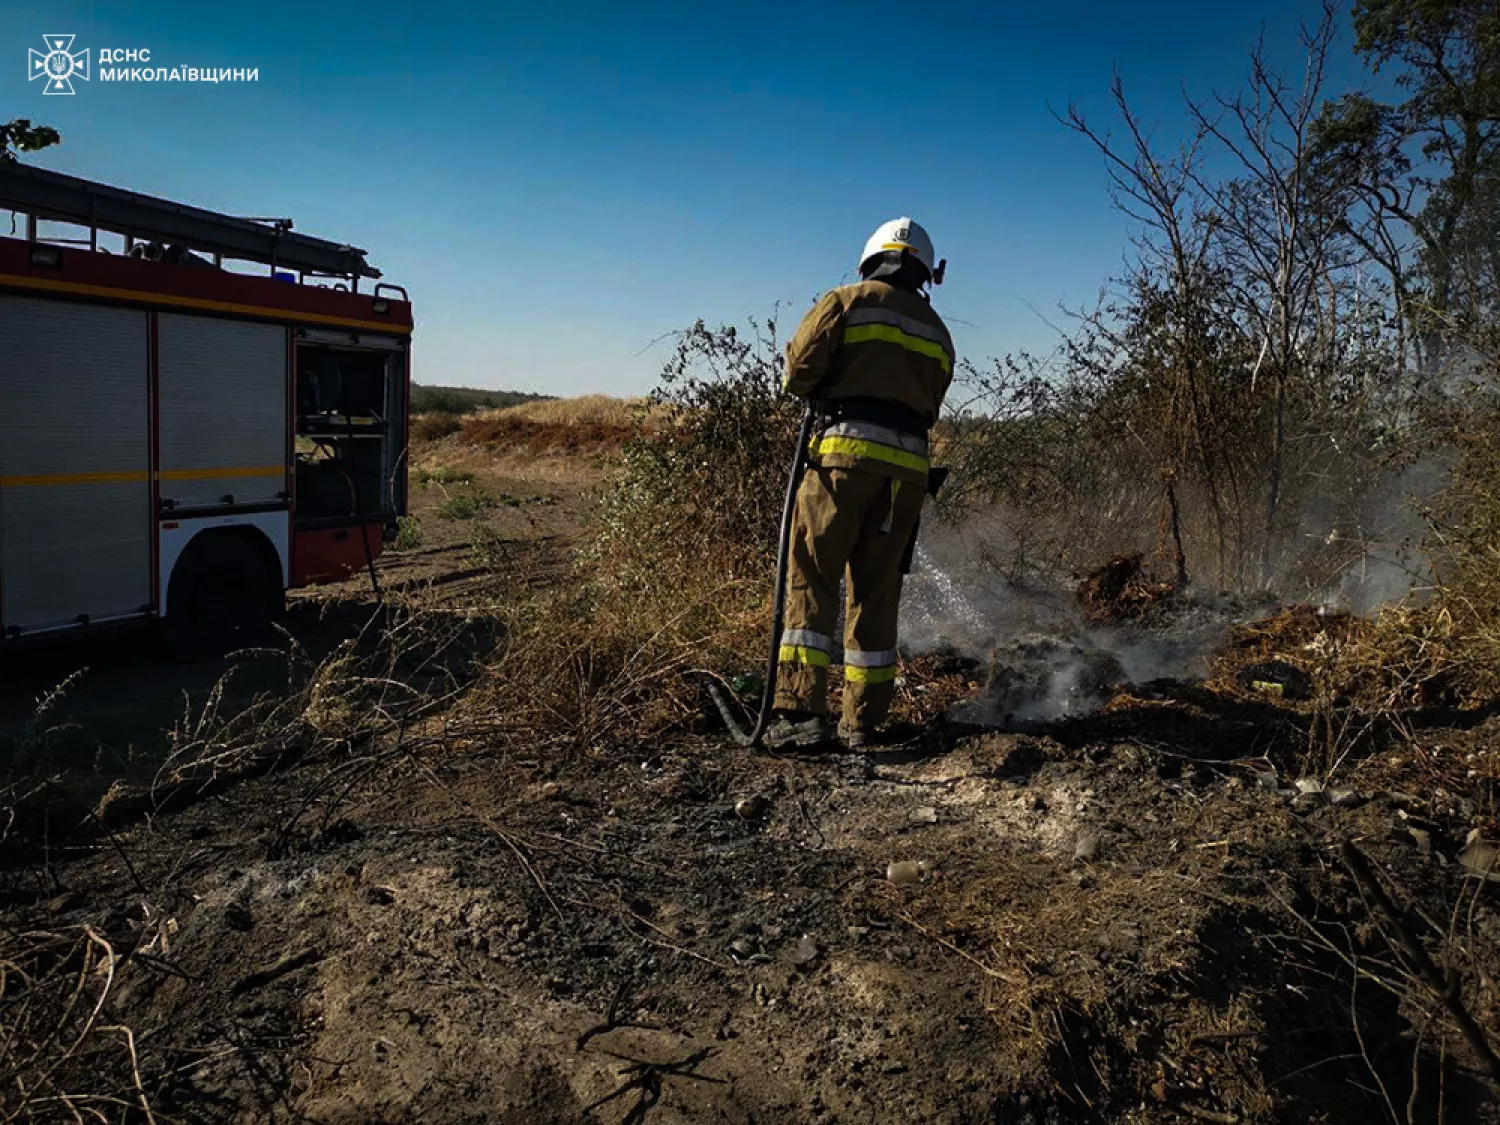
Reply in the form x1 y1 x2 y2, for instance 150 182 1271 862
0 162 380 285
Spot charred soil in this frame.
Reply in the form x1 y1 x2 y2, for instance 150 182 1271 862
2 438 1498 1124
6 683 1500 1123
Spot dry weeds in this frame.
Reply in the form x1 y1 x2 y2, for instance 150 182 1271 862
480 395 653 428
0 926 157 1124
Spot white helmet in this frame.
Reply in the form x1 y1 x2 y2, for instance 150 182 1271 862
859 217 938 280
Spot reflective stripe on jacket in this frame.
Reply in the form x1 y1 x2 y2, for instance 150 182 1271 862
782 279 954 485
810 420 930 480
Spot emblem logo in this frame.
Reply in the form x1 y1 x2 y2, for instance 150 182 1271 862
29 35 90 95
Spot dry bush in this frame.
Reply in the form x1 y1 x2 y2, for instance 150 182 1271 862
410 411 463 443
0 672 92 853
938 300 1400 599
1211 598 1500 794
1421 382 1500 625
966 13 1423 600
155 606 488 795
1278 378 1500 720
439 318 803 751
588 319 799 653
472 579 761 751
1215 600 1492 711
1075 554 1178 622
1326 603 1500 711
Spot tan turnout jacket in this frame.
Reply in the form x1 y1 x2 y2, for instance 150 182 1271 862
783 279 955 485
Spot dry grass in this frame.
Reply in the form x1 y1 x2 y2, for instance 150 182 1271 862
408 395 680 468
411 412 464 442
0 606 504 860
410 443 612 487
481 395 652 428
1214 600 1500 714
0 926 158 1124
455 415 634 457
406 396 671 463
0 609 520 1122
470 568 768 753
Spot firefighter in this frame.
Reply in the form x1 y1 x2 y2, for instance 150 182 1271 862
766 218 955 750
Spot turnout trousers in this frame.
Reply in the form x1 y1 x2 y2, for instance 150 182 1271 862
773 464 925 729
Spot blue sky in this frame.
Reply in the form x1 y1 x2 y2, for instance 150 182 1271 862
8 1 1373 395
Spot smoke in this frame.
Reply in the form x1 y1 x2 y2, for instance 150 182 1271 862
897 450 1450 729
897 513 1076 657
1299 454 1447 614
899 523 1254 727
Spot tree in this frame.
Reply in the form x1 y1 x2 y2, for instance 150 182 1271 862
1181 10 1354 581
1058 2 1404 590
1314 0 1500 354
0 119 60 162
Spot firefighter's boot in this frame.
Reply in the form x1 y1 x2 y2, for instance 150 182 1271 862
837 725 874 750
764 711 831 750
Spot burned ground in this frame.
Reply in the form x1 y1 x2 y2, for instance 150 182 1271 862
8 683 1499 1124
1 427 1498 1124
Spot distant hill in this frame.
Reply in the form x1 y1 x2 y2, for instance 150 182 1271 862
410 385 556 415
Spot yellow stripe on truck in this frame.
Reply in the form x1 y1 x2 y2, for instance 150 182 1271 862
157 465 285 481
0 465 285 487
0 469 149 487
842 323 953 373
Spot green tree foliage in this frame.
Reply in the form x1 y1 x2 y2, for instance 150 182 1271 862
1313 0 1500 350
0 119 60 162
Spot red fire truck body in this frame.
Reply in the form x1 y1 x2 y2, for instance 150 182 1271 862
0 165 411 650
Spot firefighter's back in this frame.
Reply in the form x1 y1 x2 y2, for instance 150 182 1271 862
820 278 954 430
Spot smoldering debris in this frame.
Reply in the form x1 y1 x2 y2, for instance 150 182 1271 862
900 535 1266 728
945 604 1246 727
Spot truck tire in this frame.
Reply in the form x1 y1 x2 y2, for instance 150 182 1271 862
165 532 281 661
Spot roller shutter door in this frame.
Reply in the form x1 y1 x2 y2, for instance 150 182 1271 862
157 314 288 510
0 296 151 633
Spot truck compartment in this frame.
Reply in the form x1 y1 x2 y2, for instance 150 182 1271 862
294 339 407 527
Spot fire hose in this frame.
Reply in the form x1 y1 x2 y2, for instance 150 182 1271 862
705 403 819 748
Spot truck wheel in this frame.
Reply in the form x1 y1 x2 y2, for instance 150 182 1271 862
165 533 280 660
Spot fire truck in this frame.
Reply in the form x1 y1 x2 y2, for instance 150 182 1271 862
0 164 411 654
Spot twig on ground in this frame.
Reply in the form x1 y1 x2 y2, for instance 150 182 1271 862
1342 840 1500 1086
895 911 1026 985
575 976 678 1051
561 894 734 972
230 948 326 997
582 1045 723 1124
409 754 564 924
